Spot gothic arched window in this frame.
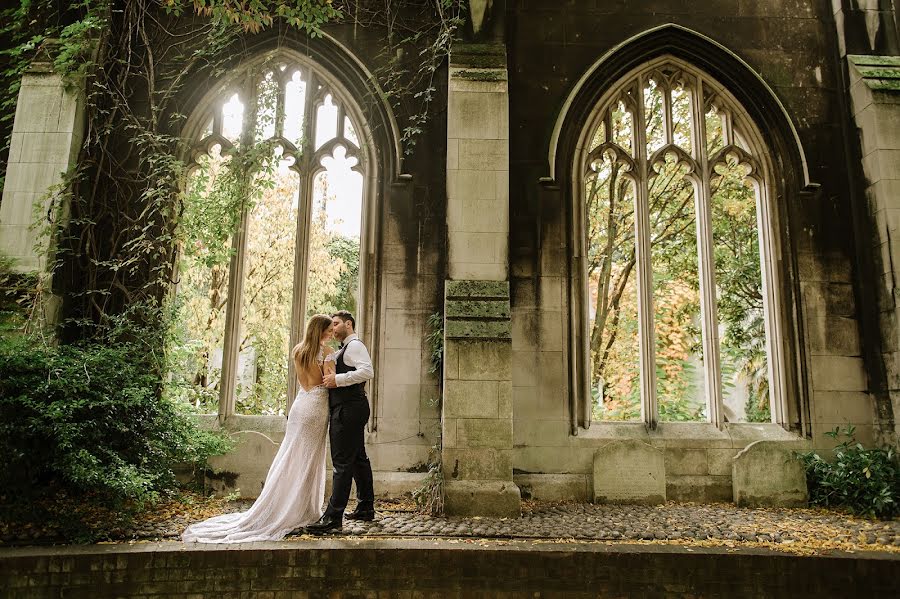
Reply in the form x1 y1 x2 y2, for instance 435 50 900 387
577 57 786 428
171 54 371 417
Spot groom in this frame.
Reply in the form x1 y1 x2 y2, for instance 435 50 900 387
306 310 376 533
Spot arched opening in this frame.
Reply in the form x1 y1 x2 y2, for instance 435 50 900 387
577 56 782 429
168 50 380 419
552 26 811 433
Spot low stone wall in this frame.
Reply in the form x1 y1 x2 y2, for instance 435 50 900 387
189 417 809 505
512 422 810 504
2 540 897 598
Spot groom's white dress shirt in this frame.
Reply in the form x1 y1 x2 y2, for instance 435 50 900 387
333 334 374 387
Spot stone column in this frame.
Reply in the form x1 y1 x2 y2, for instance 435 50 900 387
441 38 519 516
446 43 508 281
846 55 900 444
0 51 84 321
442 280 520 516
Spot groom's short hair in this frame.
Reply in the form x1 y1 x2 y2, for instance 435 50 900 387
333 310 355 330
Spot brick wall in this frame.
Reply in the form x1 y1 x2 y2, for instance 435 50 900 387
2 540 897 598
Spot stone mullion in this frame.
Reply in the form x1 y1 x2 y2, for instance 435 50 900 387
721 106 734 147
692 78 724 428
632 77 658 429
212 105 223 138
219 76 259 420
661 80 674 147
286 69 320 412
275 72 287 139
337 103 346 140
576 143 592 431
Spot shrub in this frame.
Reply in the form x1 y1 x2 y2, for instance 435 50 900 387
798 426 899 520
412 443 444 516
0 335 230 514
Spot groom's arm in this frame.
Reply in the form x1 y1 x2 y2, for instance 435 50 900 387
335 342 374 387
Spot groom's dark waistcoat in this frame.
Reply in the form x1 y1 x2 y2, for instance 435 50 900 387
329 339 368 409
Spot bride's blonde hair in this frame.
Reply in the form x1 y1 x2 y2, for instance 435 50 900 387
292 314 332 377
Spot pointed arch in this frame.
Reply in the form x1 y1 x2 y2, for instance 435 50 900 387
171 37 397 422
548 24 811 189
558 28 812 435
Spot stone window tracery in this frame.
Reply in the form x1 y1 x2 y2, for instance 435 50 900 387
576 57 787 429
172 56 369 417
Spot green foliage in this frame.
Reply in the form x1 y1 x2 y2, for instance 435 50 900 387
0 334 231 529
743 389 771 423
0 254 38 334
163 0 342 36
326 235 361 315
426 312 443 376
354 0 464 155
52 1 105 85
798 426 900 520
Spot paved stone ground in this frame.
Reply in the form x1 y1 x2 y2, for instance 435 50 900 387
132 498 900 554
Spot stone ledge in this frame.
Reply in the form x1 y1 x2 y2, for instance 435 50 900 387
3 539 897 598
575 421 807 450
445 319 512 339
449 43 506 69
848 54 900 92
446 279 509 299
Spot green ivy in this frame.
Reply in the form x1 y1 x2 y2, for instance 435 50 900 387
426 311 443 377
162 0 342 36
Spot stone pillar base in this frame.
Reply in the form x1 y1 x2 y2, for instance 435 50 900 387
444 480 521 517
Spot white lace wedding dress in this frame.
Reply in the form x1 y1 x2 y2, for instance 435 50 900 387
182 382 330 543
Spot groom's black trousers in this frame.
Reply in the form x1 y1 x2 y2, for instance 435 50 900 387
324 398 374 518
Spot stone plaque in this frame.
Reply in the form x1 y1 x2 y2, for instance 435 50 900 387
593 440 666 504
733 440 808 508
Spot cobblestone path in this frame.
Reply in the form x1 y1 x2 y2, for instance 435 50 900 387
137 499 900 554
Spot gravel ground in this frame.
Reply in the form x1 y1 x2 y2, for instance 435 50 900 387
135 498 900 554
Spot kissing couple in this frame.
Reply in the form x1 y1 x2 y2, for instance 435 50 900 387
182 310 375 543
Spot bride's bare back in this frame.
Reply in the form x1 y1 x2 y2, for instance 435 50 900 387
297 353 325 392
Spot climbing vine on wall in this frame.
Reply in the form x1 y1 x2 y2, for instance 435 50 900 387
0 0 462 342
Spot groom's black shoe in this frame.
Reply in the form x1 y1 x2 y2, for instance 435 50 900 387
305 513 342 534
345 507 375 521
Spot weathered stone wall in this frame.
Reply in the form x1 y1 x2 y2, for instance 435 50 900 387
833 0 900 448
846 55 900 447
6 1 897 504
505 0 884 499
150 19 450 492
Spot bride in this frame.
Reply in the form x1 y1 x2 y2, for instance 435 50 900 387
182 314 333 543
